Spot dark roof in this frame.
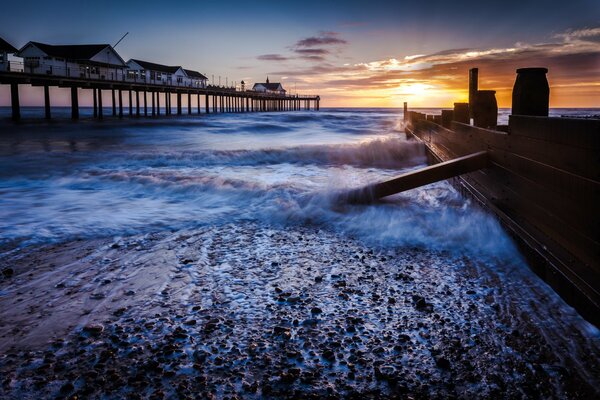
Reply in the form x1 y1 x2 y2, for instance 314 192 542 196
27 42 112 61
0 37 18 53
253 82 285 91
129 59 181 74
184 69 208 80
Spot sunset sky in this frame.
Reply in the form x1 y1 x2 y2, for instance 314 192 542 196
1 0 599 107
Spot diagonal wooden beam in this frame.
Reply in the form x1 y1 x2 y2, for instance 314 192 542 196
344 151 490 204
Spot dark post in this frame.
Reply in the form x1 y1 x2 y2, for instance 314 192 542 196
188 92 192 115
118 89 123 118
197 93 200 114
71 87 79 120
441 110 454 129
93 88 98 118
206 94 210 114
468 68 478 119
112 89 116 116
136 90 140 116
10 83 20 121
144 91 148 116
156 91 160 116
453 103 469 124
177 92 182 115
152 91 156 116
128 90 133 115
472 90 497 129
44 85 51 119
98 89 103 119
512 67 549 116
403 102 408 121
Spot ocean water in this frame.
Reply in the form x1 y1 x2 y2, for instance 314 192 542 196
0 107 597 259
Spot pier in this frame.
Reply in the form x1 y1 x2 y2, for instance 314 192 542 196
0 69 320 121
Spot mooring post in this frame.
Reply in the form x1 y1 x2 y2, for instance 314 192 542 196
128 90 133 116
469 68 478 119
136 90 140 116
112 89 116 116
71 87 79 120
98 89 103 119
93 88 98 118
10 83 20 121
44 85 51 119
118 89 123 118
403 102 408 121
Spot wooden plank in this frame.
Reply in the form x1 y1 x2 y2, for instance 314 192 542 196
344 151 489 203
509 115 600 149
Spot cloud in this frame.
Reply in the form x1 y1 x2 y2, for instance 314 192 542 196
555 27 600 43
295 31 347 47
257 54 289 62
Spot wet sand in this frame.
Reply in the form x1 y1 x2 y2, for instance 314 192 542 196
1 223 599 399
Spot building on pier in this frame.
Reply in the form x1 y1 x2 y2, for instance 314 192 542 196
183 69 208 88
126 59 186 86
0 38 18 72
252 77 286 95
15 41 127 79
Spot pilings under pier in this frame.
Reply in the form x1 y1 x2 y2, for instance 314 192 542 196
1 73 321 121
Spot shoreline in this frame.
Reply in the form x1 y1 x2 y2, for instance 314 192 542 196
1 222 598 398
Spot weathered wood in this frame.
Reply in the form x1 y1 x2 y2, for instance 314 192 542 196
345 151 490 203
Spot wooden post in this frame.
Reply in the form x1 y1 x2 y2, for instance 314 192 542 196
10 83 20 121
188 92 192 115
403 102 408 121
177 92 182 115
152 91 156 116
128 90 133 115
93 88 98 118
156 91 160 116
98 89 103 119
197 93 200 114
44 85 51 119
469 68 478 119
136 90 140 116
118 89 123 118
112 89 116 116
144 91 148 116
206 94 210 114
71 87 79 120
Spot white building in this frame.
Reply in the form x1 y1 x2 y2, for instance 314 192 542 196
183 69 208 88
0 37 18 72
252 77 286 95
15 41 127 80
126 59 188 86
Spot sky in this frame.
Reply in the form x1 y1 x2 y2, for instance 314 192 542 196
1 0 599 107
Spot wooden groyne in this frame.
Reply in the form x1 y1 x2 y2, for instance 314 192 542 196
401 68 599 326
0 71 320 121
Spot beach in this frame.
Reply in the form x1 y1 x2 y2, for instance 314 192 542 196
1 108 599 398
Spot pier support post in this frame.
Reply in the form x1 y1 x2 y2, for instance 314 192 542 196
152 91 156 116
112 89 116 116
188 93 192 115
98 89 103 119
128 90 133 116
144 91 148 116
177 92 182 115
136 90 140 116
197 93 200 114
156 91 160 116
93 88 98 118
206 94 210 114
71 87 79 120
44 85 51 119
118 90 123 118
10 83 20 121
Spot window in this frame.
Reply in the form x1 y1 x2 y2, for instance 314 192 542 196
177 76 183 83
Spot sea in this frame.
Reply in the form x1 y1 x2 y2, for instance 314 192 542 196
0 107 597 257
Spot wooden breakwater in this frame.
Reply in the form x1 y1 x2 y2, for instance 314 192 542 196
404 70 599 326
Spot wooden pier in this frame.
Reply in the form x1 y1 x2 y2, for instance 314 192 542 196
0 70 320 121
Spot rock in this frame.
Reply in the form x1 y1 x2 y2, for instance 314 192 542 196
2 268 14 277
82 324 104 336
435 356 451 370
311 307 323 314
413 295 433 312
315 276 323 283
322 349 335 361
